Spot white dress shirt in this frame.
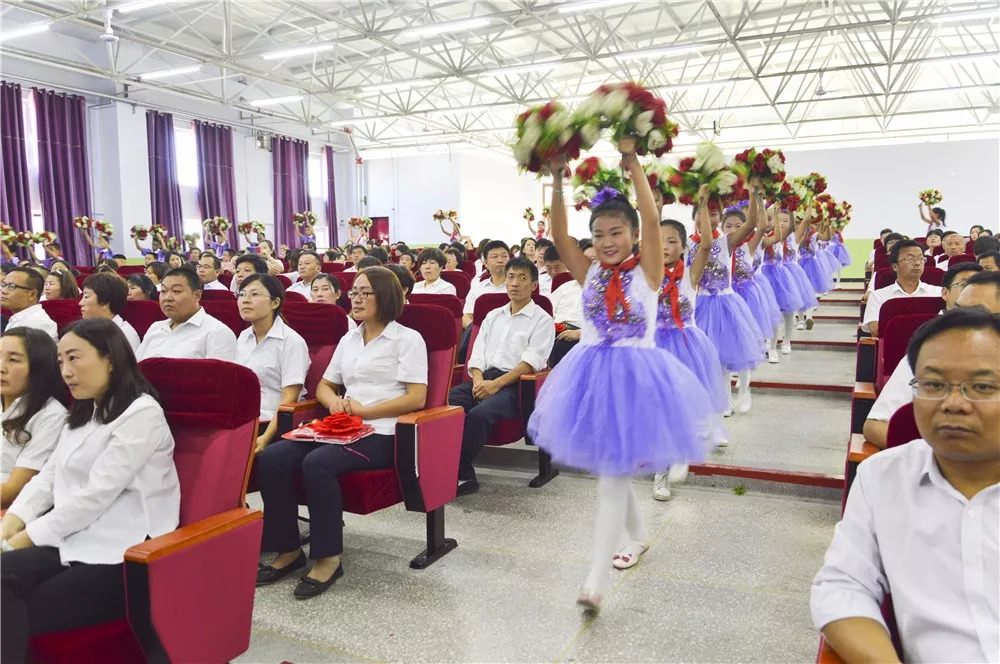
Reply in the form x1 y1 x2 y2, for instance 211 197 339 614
412 278 457 296
548 279 584 327
113 314 141 352
136 307 237 362
344 266 357 273
464 276 507 315
1 397 67 483
7 304 58 341
468 300 554 376
286 279 314 301
322 321 428 435
235 317 310 421
811 440 999 663
861 281 937 333
537 271 552 297
8 394 181 565
202 279 228 291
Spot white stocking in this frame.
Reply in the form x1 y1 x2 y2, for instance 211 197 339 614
585 476 647 594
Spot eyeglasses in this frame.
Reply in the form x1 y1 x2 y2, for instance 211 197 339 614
237 290 270 300
910 378 1000 402
1 282 33 292
896 257 925 265
347 289 375 300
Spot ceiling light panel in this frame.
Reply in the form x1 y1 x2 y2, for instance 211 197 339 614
261 44 333 60
401 18 492 38
139 64 201 80
0 21 50 41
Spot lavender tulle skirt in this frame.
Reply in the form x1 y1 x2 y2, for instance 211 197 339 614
830 240 852 266
801 255 834 294
655 325 729 413
694 291 766 371
761 262 804 313
819 247 842 276
785 261 819 309
755 273 783 331
733 277 782 339
528 344 713 476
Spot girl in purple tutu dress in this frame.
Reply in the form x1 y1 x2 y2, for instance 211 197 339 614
687 194 765 415
828 229 852 287
528 141 713 614
760 206 806 358
779 211 819 332
799 227 834 298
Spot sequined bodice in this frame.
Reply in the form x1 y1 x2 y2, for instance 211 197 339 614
581 261 657 348
688 234 732 293
781 236 798 264
798 233 817 258
731 243 755 284
656 271 695 331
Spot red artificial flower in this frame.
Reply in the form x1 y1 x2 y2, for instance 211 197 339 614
668 173 684 187
678 194 693 205
575 157 600 182
772 172 784 182
678 156 695 172
538 103 554 121
517 110 531 125
751 153 766 172
564 134 582 158
735 149 750 163
815 177 827 194
652 107 666 126
780 181 792 193
647 173 659 187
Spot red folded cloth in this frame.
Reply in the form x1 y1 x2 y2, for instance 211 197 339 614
555 323 567 335
309 413 364 436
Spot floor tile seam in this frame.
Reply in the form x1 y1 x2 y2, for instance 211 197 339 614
249 626 386 663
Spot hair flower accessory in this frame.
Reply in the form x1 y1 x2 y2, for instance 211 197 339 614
570 157 632 210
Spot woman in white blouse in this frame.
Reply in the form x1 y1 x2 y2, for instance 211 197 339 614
256 267 428 600
235 274 310 454
0 318 180 663
1 328 68 508
79 272 142 353
411 248 457 296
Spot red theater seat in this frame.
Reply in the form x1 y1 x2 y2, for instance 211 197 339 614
276 274 292 288
922 266 944 286
876 314 936 392
550 271 574 292
878 297 941 333
200 289 235 301
409 293 466 387
874 254 891 271
948 253 976 268
276 303 464 568
416 271 472 300
117 265 145 276
282 301 351 401
200 300 250 336
218 272 233 288
121 300 167 338
458 260 476 278
28 359 262 664
285 290 308 303
321 262 346 274
40 299 82 334
887 402 920 448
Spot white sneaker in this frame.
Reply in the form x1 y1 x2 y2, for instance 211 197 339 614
767 349 780 363
795 319 806 330
667 464 689 484
653 473 672 501
780 341 792 355
736 390 752 414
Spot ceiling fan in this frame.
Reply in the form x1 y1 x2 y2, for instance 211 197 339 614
814 71 842 97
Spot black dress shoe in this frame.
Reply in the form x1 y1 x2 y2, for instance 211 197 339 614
456 479 480 497
256 551 307 586
293 563 344 600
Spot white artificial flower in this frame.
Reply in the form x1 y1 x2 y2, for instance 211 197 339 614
647 129 666 150
576 95 603 119
513 141 533 166
559 128 574 146
580 121 601 147
618 102 635 123
766 152 784 174
715 170 738 194
548 109 573 133
634 110 654 137
693 142 725 174
521 125 542 150
525 112 541 129
602 89 630 117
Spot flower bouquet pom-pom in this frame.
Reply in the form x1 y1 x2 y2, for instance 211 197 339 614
33 231 57 245
794 172 827 199
664 142 743 209
293 211 317 228
811 193 838 222
432 210 458 223
571 156 632 210
512 101 599 175
919 189 942 207
73 216 93 230
348 217 372 228
131 225 149 240
731 147 786 197
523 207 536 222
830 200 853 231
644 162 676 204
574 82 678 156
93 220 113 238
239 221 265 235
149 224 168 237
183 233 200 245
0 224 14 243
12 231 35 247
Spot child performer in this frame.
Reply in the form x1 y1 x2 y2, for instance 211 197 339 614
799 220 835 308
816 220 843 288
296 221 317 248
528 139 713 614
80 228 114 262
828 225 852 287
243 227 266 253
780 209 819 332
760 206 806 358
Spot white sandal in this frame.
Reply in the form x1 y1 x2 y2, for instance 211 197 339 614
612 541 649 570
576 589 602 613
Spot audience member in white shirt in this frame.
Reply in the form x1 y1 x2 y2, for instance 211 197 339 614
398 252 415 272
136 267 237 361
79 272 142 353
448 257 555 495
935 230 967 268
863 233 904 298
444 248 462 272
196 254 229 291
864 228 895 273
287 250 322 301
1 318 180 663
126 274 157 301
862 241 937 337
256 240 286 276
235 274 309 453
256 267 427 600
863 263 986 448
533 239 554 296
463 240 511 330
412 248 457 296
544 244 585 366
0 328 68 507
812 308 999 664
343 245 367 272
230 253 270 295
923 229 944 257
311 274 357 330
1 268 58 341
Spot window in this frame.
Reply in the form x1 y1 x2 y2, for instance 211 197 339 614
174 126 199 187
21 92 44 259
308 151 328 243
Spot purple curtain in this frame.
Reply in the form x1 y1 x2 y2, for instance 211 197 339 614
146 110 184 240
1 82 32 251
323 145 338 247
272 135 309 249
33 87 93 266
193 120 238 245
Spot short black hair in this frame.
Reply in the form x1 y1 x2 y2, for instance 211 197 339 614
590 195 638 232
163 266 200 291
386 263 415 296
234 253 268 274
982 229 994 236
543 245 560 262
240 273 286 322
927 229 945 239
312 273 342 294
401 251 417 263
368 247 389 264
112 253 127 261
8 267 43 298
889 240 922 264
483 240 510 258
971 224 985 233
941 230 959 238
978 250 1000 266
356 255 382 270
578 238 593 250
349 244 367 254
83 272 128 315
907 307 1000 372
417 247 447 268
145 261 168 282
723 209 747 224
286 248 303 269
879 228 893 237
964 270 1000 292
942 262 983 289
199 253 222 270
660 219 689 248
297 250 322 266
505 256 538 282
448 242 467 260
973 236 999 257
99 258 120 270
127 274 157 299
444 248 463 264
883 232 904 246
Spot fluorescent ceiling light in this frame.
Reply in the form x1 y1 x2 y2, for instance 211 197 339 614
139 64 201 80
478 61 561 76
401 17 491 38
248 95 304 107
558 0 632 14
931 8 999 24
364 79 437 93
118 0 178 13
0 21 50 41
330 117 379 126
261 44 333 60
659 78 735 91
614 44 703 62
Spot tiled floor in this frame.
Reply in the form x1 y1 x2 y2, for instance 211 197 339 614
240 472 840 663
746 347 855 388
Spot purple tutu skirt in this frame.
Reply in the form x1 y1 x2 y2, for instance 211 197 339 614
694 291 766 371
733 277 782 340
528 344 713 475
830 241 852 267
785 262 819 309
819 247 842 276
801 256 834 294
755 273 782 332
655 326 729 413
761 263 804 313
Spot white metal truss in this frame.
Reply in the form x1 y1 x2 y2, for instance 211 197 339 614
1 0 997 156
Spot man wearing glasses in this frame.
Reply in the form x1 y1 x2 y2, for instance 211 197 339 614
811 307 999 664
0 268 57 341
862 240 937 337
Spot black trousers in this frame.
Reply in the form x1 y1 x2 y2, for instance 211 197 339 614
1 546 125 664
448 368 521 482
257 434 395 559
456 325 473 364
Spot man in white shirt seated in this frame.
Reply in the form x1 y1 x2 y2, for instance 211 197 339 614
229 253 269 294
447 257 555 496
811 307 999 664
196 254 228 290
136 267 237 361
864 232 903 298
980 250 1000 272
533 239 554 296
544 245 584 366
287 250 322 301
412 248 457 296
935 231 967 268
863 228 895 273
1 268 57 341
457 241 510 362
79 272 142 352
863 263 986 448
862 240 937 337
344 245 366 272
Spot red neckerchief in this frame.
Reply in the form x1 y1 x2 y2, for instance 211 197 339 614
690 229 721 245
599 254 641 321
764 230 777 259
836 231 844 243
660 262 685 329
731 232 753 276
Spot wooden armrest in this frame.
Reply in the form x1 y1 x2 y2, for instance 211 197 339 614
397 405 464 426
848 433 880 464
859 337 878 346
125 508 261 564
854 382 876 400
816 638 847 664
521 370 550 382
278 399 322 414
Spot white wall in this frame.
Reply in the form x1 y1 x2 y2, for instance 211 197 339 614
364 153 461 246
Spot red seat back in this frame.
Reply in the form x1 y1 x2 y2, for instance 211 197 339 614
200 289 235 301
321 262 346 273
75 274 88 291
878 296 942 333
275 274 292 288
965 240 975 254
440 271 471 300
922 267 944 286
408 293 463 319
284 290 308 303
397 303 458 406
40 299 82 335
218 273 233 288
877 313 936 392
458 261 476 278
74 265 94 275
551 272 574 291
337 272 357 310
948 253 976 268
282 301 350 398
117 265 145 276
873 268 895 291
874 254 891 271
121 300 167 338
887 402 920 448
200 300 250 336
